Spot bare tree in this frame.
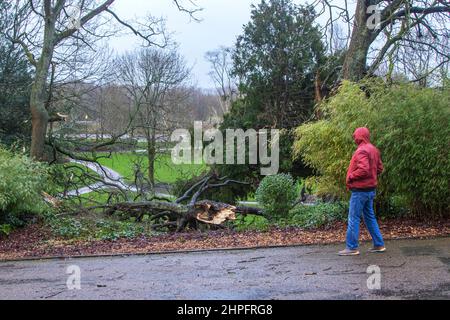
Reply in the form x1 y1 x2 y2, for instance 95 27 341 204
205 46 238 115
116 47 190 191
314 0 450 82
181 87 225 125
393 28 450 86
1 0 200 161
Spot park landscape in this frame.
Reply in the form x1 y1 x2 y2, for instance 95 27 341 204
0 0 449 300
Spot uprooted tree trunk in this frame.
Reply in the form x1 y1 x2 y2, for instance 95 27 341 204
101 175 264 232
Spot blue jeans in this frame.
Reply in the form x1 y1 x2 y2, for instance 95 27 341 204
346 191 384 250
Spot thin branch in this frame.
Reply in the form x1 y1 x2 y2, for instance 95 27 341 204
105 9 168 48
54 0 115 44
173 0 203 21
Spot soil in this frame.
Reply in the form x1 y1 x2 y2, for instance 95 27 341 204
1 218 449 261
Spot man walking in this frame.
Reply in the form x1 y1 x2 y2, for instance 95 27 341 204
339 127 386 256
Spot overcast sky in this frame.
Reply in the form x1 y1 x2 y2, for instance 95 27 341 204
108 0 256 89
109 0 350 89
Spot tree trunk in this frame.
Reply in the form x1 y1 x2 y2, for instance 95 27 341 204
30 18 56 161
104 200 264 232
147 131 156 192
342 0 375 81
30 96 50 160
30 61 52 161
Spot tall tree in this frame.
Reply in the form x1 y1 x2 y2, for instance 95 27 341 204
0 1 33 145
1 0 198 161
205 46 238 116
209 0 330 201
231 0 326 129
317 0 450 81
117 48 190 191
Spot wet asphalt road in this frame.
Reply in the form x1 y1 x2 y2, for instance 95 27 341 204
0 237 449 300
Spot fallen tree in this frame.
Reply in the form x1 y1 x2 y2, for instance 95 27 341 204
83 175 264 232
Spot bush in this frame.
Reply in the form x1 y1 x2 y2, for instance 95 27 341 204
294 80 450 217
233 215 270 232
0 224 13 237
46 214 146 241
94 220 145 241
0 147 50 227
47 216 87 239
232 201 347 231
256 174 297 220
286 202 348 229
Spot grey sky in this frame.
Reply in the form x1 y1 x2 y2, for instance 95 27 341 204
109 0 257 89
109 0 351 89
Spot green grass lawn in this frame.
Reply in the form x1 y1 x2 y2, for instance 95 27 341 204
98 152 207 184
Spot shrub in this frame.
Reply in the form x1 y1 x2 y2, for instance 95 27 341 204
46 215 146 241
94 220 145 241
255 174 297 220
286 202 348 229
47 216 87 239
233 215 270 232
232 201 348 231
0 224 13 237
294 80 450 217
0 147 50 226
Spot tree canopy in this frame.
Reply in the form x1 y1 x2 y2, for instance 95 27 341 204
0 2 33 145
231 0 326 129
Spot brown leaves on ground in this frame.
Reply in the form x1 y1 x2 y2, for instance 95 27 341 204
0 218 449 261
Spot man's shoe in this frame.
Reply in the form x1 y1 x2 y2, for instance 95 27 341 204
369 246 386 253
338 249 360 256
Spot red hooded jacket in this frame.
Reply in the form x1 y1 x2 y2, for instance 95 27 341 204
346 127 383 190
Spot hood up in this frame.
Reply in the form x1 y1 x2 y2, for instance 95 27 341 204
353 127 371 145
